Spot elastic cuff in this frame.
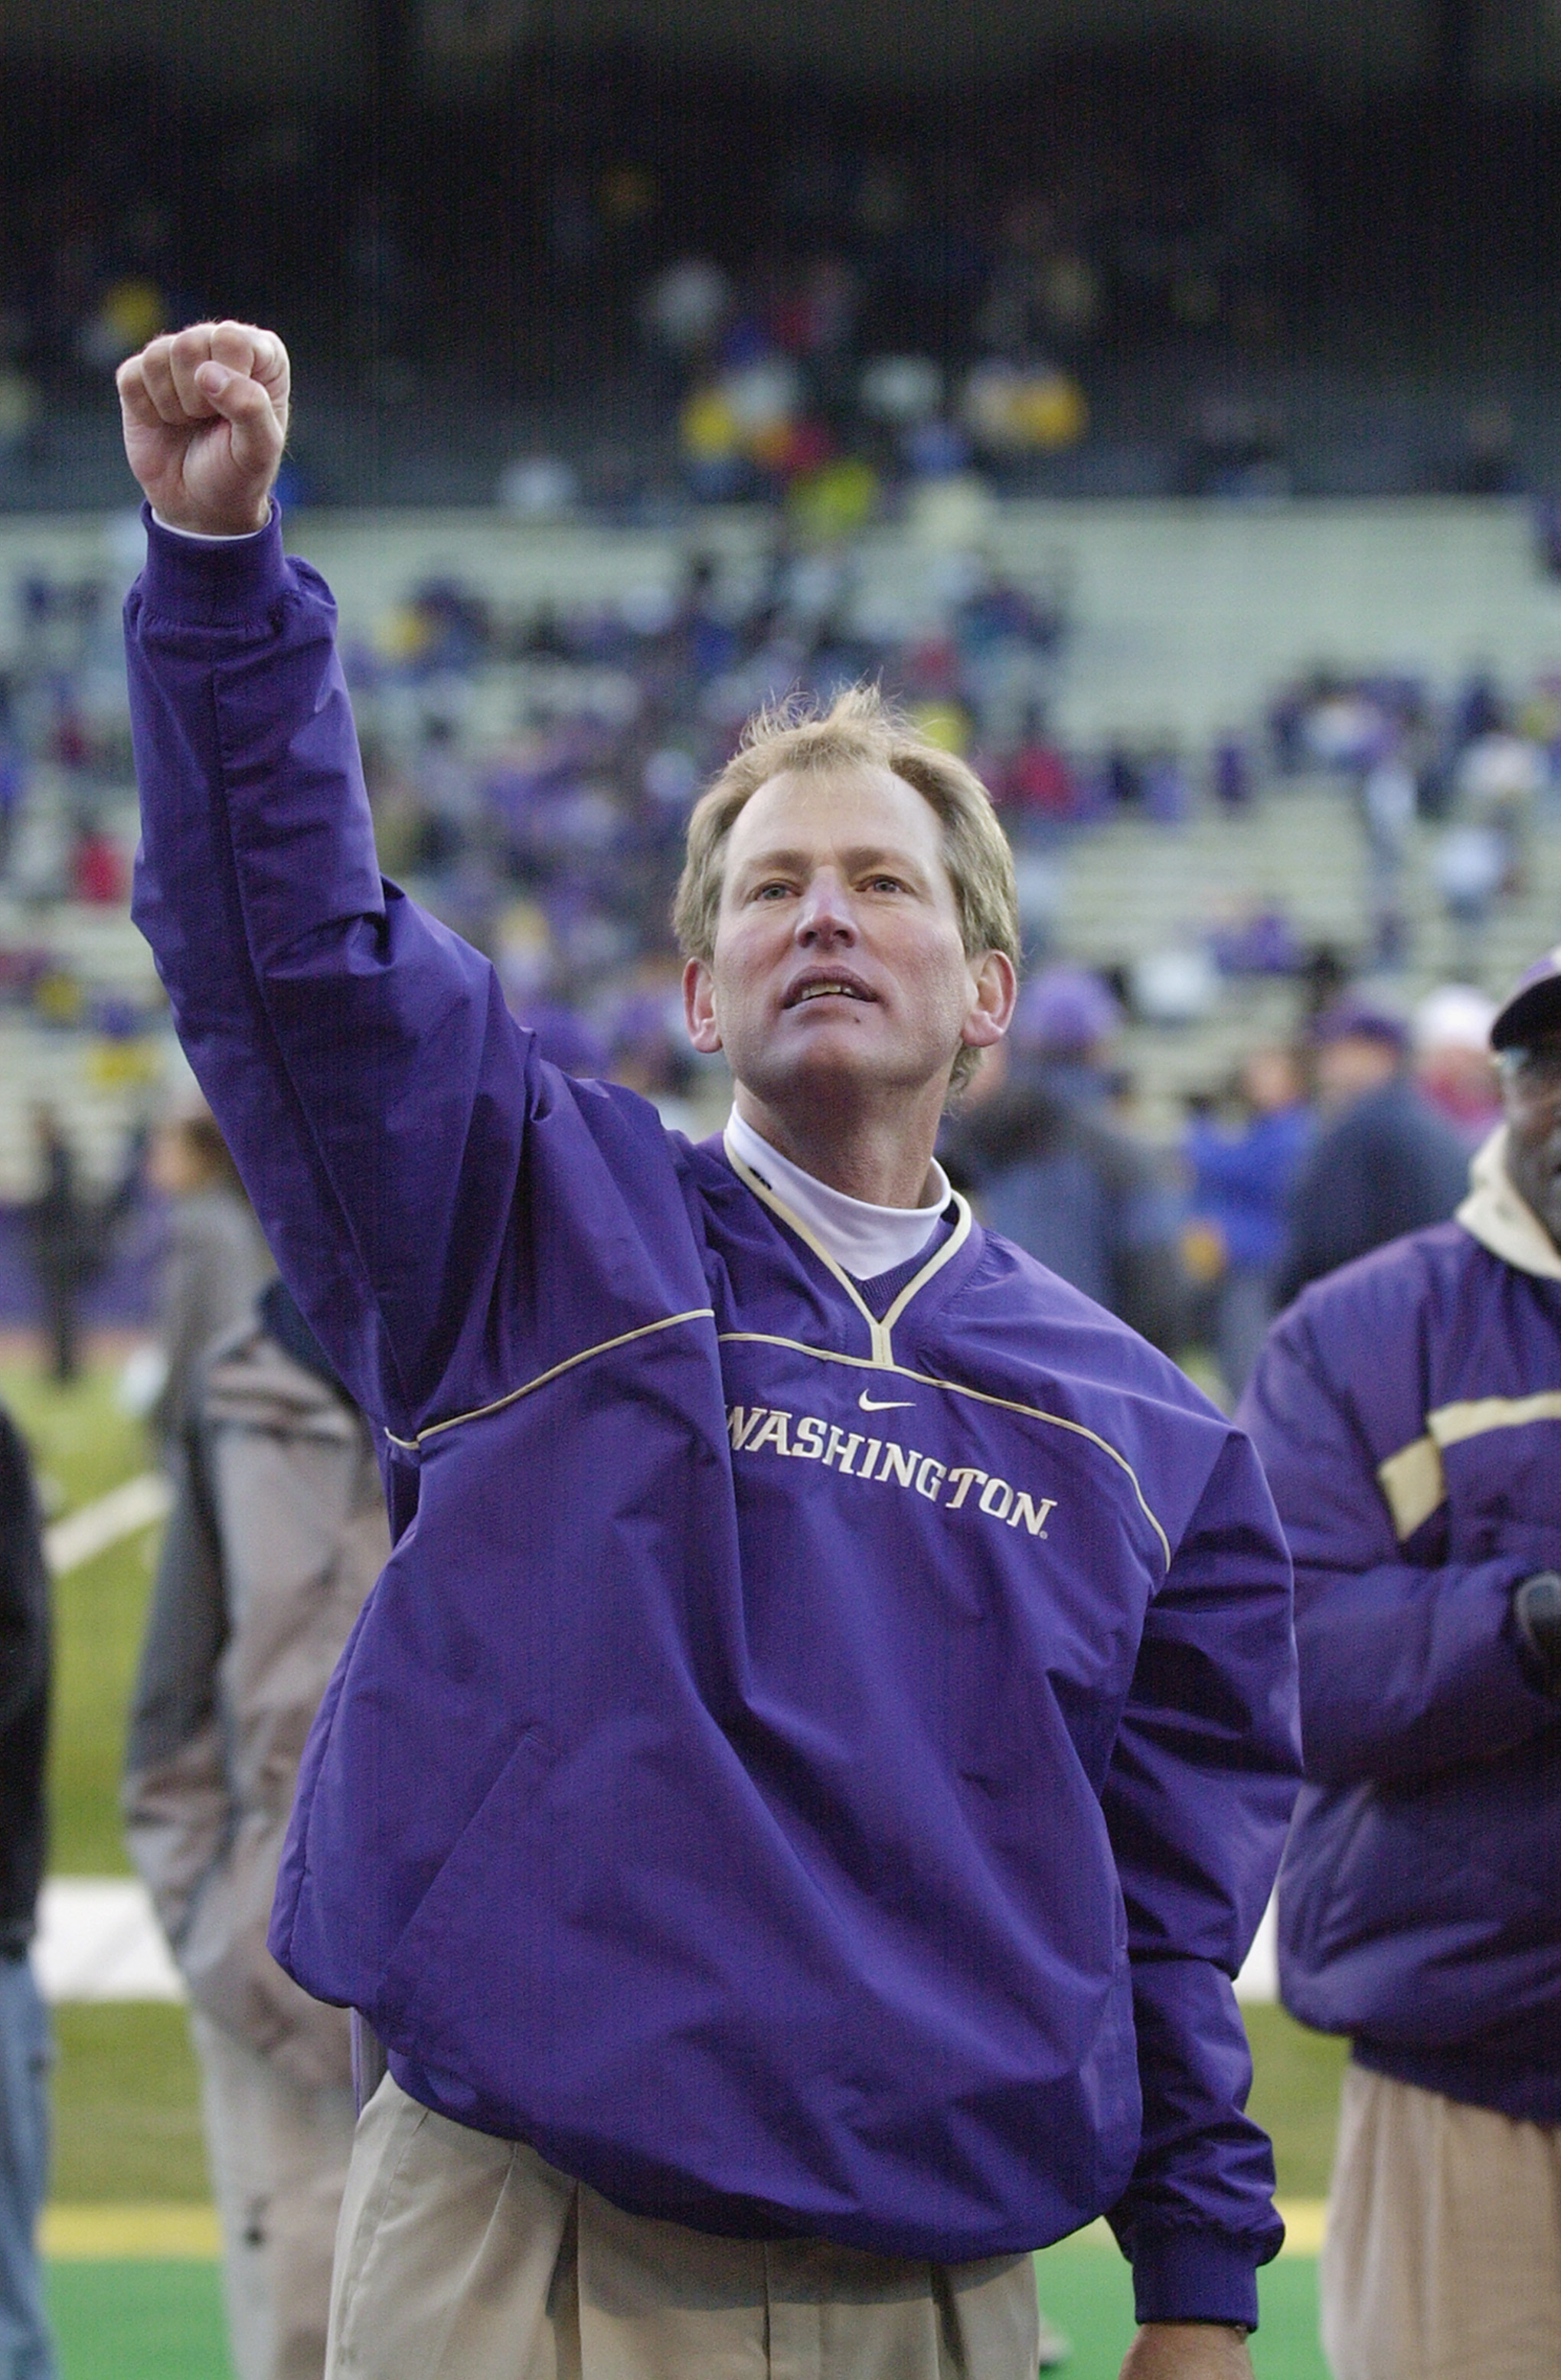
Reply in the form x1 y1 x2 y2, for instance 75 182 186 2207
139 498 290 626
1129 2228 1263 2331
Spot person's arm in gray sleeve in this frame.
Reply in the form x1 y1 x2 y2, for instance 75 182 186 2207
122 1413 232 1948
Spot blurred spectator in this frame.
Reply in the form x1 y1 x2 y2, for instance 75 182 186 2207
991 711 1076 829
1184 1046 1314 1400
639 257 731 361
125 1280 386 2380
1275 995 1470 1307
1431 819 1506 976
74 275 166 373
145 1111 272 1460
1360 744 1416 969
961 358 1088 466
1414 984 1501 1148
1456 725 1542 894
1143 746 1190 826
944 969 1187 1352
22 1107 96 1384
1128 943 1220 1025
1212 733 1253 812
68 819 127 906
496 456 580 521
1208 899 1304 979
0 1401 54 2380
1452 669 1504 752
857 355 942 435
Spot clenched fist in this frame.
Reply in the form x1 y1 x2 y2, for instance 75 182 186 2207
117 322 289 536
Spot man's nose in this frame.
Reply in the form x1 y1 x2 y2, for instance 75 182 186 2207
795 871 857 943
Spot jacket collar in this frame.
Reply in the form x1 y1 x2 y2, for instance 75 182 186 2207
1457 1125 1561 1281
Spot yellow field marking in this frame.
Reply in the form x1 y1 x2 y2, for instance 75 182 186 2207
42 2203 220 2260
1276 2197 1327 2254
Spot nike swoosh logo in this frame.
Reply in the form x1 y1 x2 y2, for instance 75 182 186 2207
858 1389 913 1411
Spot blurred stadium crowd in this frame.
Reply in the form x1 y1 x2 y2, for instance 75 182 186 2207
0 508 1555 1409
5 36 1561 508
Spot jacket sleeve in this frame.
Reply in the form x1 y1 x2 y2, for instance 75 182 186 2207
1102 1427 1301 2329
0 1407 48 1738
1238 1303 1560 1787
126 510 546 1435
122 1417 232 1949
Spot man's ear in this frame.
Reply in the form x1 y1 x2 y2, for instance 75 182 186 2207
959 950 1017 1054
684 956 722 1054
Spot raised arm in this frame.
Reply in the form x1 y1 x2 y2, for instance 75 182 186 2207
119 328 581 1432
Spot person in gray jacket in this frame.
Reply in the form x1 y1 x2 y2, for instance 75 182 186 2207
124 1279 389 2380
145 1107 271 1461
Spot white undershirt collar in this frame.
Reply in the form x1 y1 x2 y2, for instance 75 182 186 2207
724 1107 949 1280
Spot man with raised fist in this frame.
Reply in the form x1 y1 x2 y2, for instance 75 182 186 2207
117 322 1298 2380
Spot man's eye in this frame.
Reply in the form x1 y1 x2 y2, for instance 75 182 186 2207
864 875 906 894
752 881 792 901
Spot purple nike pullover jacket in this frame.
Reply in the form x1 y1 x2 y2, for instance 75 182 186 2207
125 510 1299 2328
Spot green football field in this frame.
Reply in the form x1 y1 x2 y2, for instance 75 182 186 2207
8 1349 1344 2378
42 2246 1331 2380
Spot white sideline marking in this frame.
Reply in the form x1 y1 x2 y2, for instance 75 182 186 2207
44 1473 171 1577
34 1879 185 2004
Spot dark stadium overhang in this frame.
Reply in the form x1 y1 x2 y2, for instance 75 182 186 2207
1 1 1558 101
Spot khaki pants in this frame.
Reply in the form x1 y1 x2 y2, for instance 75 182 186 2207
326 2074 1040 2380
1321 2064 1561 2380
191 2011 357 2380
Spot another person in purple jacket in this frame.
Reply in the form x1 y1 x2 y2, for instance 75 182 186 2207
1240 948 1561 2380
116 322 1299 2380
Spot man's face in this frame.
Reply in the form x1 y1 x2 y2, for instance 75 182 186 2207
683 763 1012 1120
1502 1025 1561 1247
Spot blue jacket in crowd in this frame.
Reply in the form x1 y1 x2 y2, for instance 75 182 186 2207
1240 1130 1561 2122
124 511 1300 2326
1184 1104 1313 1274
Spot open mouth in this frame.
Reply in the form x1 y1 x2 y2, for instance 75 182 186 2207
784 973 876 1008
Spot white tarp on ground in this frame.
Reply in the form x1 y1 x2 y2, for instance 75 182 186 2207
34 1879 184 2003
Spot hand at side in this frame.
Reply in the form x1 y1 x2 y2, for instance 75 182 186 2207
1118 2322 1255 2380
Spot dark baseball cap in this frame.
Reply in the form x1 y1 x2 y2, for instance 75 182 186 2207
1491 946 1561 1051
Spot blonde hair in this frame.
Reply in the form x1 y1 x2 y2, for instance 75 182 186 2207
673 686 1019 1092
